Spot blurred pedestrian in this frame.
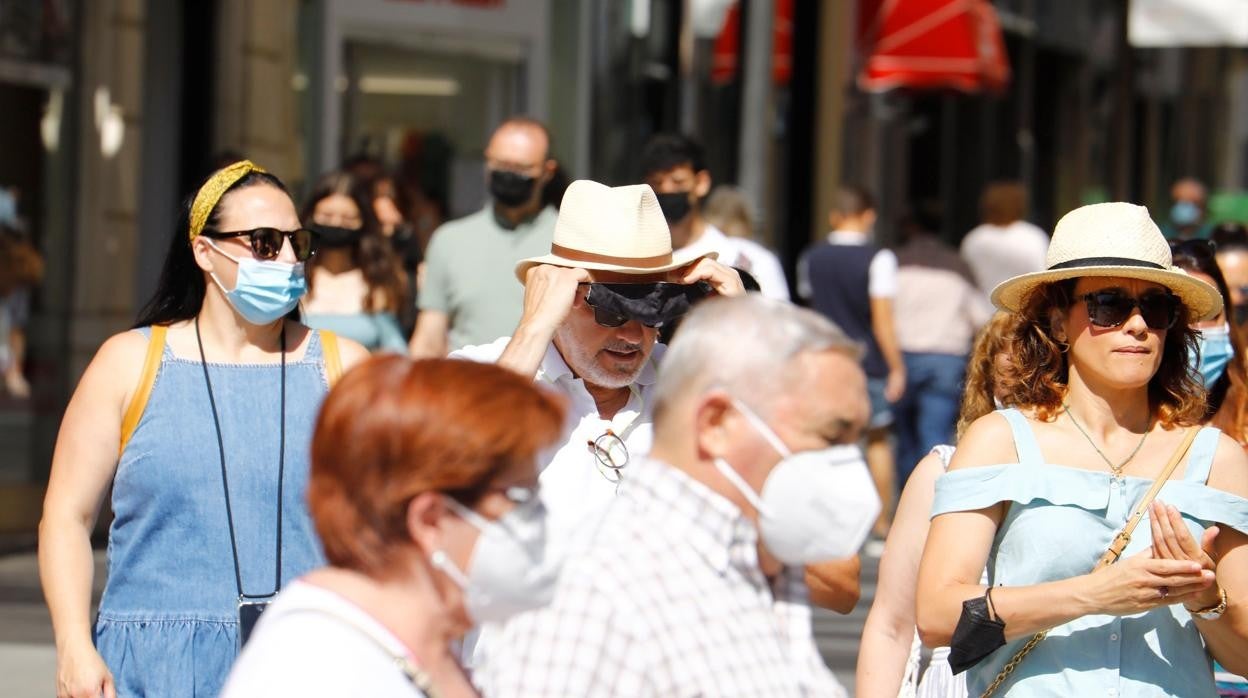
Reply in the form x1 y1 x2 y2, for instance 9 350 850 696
0 220 43 398
857 311 1021 698
1170 240 1248 445
703 184 756 239
960 181 1049 299
891 200 992 483
371 172 424 338
300 170 409 353
1164 177 1213 241
479 295 879 697
1212 222 1248 329
798 185 905 537
640 134 789 300
221 356 565 697
918 203 1248 696
39 160 368 698
1170 238 1248 696
409 117 558 357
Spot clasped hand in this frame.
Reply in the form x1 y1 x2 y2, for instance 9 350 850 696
1085 500 1218 617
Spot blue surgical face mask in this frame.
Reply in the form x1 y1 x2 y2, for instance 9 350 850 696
205 239 306 324
1171 201 1201 227
1194 322 1234 388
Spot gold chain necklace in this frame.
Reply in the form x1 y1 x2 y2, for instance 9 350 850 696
1062 402 1149 479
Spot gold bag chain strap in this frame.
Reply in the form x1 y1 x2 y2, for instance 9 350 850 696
979 425 1200 697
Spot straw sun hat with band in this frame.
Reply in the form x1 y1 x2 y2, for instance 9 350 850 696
991 202 1222 322
515 179 719 329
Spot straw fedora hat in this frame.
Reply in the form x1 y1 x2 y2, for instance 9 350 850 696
991 202 1222 321
514 179 714 282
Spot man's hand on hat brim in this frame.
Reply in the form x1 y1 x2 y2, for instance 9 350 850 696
677 257 746 297
498 264 593 379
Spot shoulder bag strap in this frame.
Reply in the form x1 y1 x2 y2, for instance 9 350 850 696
979 426 1199 698
118 325 167 457
320 329 343 387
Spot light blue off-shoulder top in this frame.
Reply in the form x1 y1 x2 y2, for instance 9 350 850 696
932 408 1248 697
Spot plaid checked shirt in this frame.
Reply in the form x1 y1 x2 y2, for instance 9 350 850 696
476 457 847 698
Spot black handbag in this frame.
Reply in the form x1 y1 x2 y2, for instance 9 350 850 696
948 589 1005 673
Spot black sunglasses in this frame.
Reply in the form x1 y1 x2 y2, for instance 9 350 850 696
201 227 317 261
1075 289 1180 330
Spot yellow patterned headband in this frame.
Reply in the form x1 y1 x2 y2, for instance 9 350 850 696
188 160 267 240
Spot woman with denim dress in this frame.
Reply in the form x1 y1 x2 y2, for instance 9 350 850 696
917 203 1248 696
38 161 368 697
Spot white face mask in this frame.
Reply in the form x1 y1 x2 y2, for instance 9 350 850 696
429 493 560 625
712 398 880 565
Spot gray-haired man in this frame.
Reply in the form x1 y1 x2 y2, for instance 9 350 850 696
479 295 880 698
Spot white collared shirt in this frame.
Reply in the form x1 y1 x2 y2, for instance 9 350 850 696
451 338 664 671
680 223 792 301
451 337 663 558
476 458 847 698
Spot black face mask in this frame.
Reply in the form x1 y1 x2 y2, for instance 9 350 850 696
582 281 713 328
309 223 362 249
655 191 694 224
489 170 537 208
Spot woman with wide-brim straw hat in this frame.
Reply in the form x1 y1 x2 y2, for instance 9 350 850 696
916 202 1248 696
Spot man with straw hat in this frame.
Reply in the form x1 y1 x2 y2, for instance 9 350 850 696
454 179 744 555
456 179 867 665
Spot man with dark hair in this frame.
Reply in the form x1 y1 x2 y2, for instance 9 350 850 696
797 185 905 536
409 116 559 356
639 133 790 300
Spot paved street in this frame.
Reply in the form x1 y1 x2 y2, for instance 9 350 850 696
0 545 877 696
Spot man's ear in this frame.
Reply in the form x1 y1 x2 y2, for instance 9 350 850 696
541 158 558 183
694 390 736 459
693 169 712 199
861 209 878 229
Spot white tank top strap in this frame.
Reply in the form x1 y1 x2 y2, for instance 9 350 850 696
930 444 956 470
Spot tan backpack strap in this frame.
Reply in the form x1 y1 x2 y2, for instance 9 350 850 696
979 425 1201 697
320 330 343 387
1097 426 1200 568
118 325 168 457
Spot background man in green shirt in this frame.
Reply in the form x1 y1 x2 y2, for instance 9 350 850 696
409 117 559 355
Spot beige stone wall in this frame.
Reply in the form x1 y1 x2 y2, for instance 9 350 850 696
214 0 303 183
69 0 147 379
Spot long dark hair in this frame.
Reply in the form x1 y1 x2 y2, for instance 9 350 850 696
300 171 406 314
133 170 291 328
1170 239 1248 440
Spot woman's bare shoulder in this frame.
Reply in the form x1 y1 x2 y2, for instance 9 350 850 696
947 412 1017 472
1208 430 1248 499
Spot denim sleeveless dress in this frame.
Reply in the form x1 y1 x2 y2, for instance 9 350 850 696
932 408 1248 696
94 326 330 697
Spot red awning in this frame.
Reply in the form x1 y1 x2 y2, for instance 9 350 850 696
856 0 1010 93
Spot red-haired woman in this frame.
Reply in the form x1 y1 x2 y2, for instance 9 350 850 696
221 356 565 697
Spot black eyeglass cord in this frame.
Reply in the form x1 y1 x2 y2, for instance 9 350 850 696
195 316 286 601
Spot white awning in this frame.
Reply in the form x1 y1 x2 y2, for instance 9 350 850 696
1129 0 1248 47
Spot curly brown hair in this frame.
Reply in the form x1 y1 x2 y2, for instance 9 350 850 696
956 312 1025 437
1004 279 1206 427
